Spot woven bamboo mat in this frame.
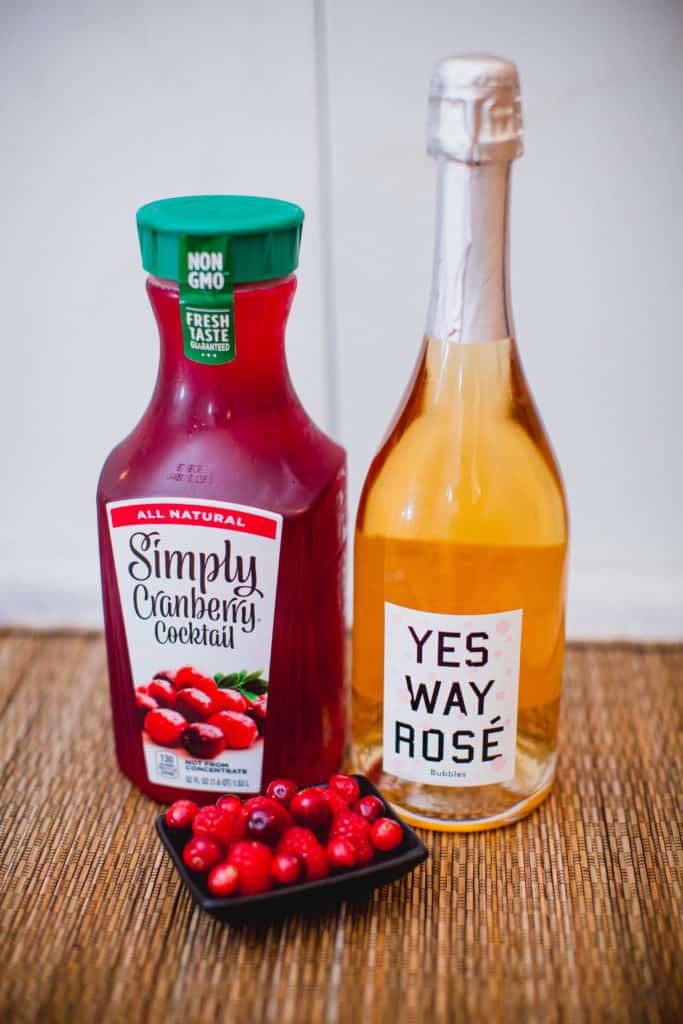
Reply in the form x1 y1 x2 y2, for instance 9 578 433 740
0 631 681 1024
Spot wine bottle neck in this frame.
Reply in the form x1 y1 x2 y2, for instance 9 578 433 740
425 157 514 346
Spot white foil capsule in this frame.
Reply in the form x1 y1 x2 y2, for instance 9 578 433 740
427 54 524 164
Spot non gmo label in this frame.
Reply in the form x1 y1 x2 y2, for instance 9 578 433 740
107 498 282 792
178 236 235 365
383 603 522 787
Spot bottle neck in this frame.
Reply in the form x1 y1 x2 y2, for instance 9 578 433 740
146 274 297 417
425 157 514 346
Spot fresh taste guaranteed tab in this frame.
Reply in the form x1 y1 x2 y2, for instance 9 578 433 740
178 236 235 365
107 498 282 793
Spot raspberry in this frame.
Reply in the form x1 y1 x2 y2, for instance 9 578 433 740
329 810 374 863
145 708 187 746
355 839 376 865
193 805 245 846
320 788 349 816
271 852 302 886
300 843 329 880
371 818 403 852
208 711 258 749
147 678 177 708
326 837 357 870
266 778 298 808
207 861 240 897
328 773 360 805
182 835 224 873
228 841 274 895
353 795 385 823
214 688 248 713
278 825 316 855
291 789 332 836
175 687 216 722
278 826 329 881
165 799 199 830
181 722 226 759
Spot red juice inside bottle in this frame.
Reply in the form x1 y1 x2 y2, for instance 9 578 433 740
97 196 346 804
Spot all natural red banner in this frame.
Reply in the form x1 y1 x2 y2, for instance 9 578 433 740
109 502 278 540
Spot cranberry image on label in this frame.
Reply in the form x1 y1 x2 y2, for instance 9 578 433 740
108 497 281 794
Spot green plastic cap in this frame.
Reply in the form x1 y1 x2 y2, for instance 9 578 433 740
136 195 304 284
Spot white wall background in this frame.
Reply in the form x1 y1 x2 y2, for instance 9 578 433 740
1 0 682 638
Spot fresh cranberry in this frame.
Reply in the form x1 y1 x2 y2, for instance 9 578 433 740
327 837 357 870
182 834 224 873
145 708 187 746
207 861 240 897
165 799 199 830
370 818 403 852
175 687 216 722
271 852 302 886
241 797 291 838
242 796 292 818
328 773 360 805
136 691 159 726
181 722 227 759
329 809 374 864
148 678 177 708
214 688 248 713
320 787 351 815
290 788 332 836
193 804 245 845
207 711 258 749
174 666 218 697
244 805 287 846
216 794 243 815
266 778 298 808
228 841 274 895
353 795 385 823
278 826 329 880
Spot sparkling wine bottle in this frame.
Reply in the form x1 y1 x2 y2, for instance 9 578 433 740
352 56 569 831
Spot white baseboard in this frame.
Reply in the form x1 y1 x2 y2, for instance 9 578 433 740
0 580 104 631
566 569 683 641
0 570 681 641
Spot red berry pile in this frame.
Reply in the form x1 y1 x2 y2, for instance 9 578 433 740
136 666 265 760
164 774 404 898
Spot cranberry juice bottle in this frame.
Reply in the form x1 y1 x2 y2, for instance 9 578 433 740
97 196 346 804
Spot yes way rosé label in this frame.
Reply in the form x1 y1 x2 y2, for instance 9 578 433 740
383 603 522 787
107 498 282 793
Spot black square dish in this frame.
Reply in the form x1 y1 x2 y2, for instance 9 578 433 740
156 775 428 923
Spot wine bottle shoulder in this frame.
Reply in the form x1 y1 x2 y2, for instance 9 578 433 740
357 341 567 547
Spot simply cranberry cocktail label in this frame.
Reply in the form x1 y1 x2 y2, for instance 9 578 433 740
107 497 282 793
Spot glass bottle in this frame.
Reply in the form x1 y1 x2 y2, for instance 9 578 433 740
97 196 346 804
352 57 568 831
